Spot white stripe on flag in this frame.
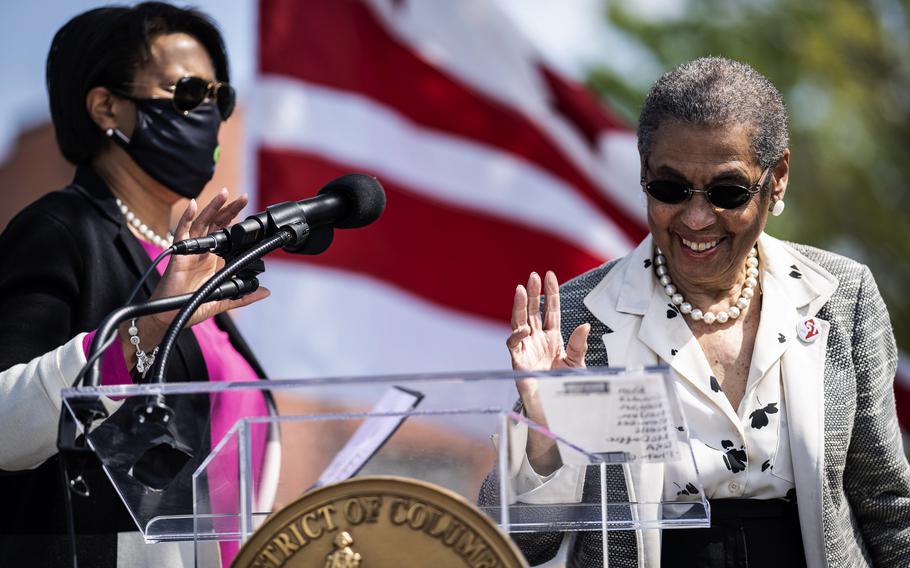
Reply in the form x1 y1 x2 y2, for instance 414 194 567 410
253 77 635 259
364 0 647 223
596 130 647 217
234 259 511 379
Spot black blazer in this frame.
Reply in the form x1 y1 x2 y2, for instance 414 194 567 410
0 166 267 564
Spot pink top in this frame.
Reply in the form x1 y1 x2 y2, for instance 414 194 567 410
82 240 267 565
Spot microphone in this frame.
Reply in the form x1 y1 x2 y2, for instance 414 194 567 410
173 173 386 256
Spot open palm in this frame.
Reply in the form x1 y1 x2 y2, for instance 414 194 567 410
118 190 271 374
507 271 589 472
507 271 589 371
150 189 270 329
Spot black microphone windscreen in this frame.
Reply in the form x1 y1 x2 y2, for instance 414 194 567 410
318 173 386 229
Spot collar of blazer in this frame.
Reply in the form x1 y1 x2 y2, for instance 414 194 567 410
582 232 838 337
70 165 165 301
71 164 124 226
580 233 839 568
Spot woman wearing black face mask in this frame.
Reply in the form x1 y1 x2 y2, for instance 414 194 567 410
0 3 273 567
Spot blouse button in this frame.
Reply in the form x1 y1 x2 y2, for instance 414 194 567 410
728 481 740 493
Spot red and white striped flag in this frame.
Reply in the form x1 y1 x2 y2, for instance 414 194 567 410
238 0 910 441
238 0 646 378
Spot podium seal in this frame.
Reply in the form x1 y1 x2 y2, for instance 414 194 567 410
231 476 527 567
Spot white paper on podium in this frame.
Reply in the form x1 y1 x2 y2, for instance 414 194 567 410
314 386 423 487
535 370 680 465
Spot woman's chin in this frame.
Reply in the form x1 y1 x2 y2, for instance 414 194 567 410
668 240 733 286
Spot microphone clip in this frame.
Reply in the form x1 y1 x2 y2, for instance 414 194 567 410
226 203 330 256
173 203 329 257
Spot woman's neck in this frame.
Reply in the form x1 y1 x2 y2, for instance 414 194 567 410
92 149 178 239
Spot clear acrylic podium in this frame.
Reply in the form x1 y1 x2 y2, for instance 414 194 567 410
61 366 709 564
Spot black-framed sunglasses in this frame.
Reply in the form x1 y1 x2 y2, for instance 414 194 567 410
641 166 771 210
118 76 236 120
168 76 235 119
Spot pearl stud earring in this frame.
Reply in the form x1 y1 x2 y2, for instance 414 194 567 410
771 199 786 217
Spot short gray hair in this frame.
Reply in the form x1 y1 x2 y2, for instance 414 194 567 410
637 57 789 169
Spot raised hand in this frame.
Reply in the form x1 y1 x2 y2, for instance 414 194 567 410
121 190 270 366
507 271 589 371
149 188 270 328
507 271 589 475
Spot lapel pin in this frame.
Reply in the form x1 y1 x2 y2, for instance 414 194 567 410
797 317 821 344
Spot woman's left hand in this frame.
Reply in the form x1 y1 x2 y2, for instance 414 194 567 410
121 189 271 360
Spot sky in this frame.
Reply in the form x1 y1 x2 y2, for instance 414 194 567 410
0 0 674 162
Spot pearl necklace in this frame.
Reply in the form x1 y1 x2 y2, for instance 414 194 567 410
115 198 174 248
654 245 759 324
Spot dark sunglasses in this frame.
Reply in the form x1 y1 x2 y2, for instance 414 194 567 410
166 76 235 120
641 167 771 210
118 76 236 120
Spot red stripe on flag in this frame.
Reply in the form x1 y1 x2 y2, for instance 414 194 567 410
259 148 607 322
258 0 646 244
538 64 629 150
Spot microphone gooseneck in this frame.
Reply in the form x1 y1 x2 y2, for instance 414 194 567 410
149 226 300 386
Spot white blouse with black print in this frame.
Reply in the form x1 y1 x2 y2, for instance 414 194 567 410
512 243 801 505
661 263 796 502
666 361 796 501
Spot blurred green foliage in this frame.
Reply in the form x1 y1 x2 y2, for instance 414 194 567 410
588 0 910 353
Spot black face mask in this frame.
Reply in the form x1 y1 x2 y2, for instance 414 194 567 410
107 98 221 199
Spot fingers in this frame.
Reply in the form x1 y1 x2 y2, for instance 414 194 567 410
225 286 271 310
542 270 561 332
506 326 530 351
212 193 248 229
526 272 542 331
189 188 228 238
180 189 247 242
508 270 556 355
199 287 272 325
564 323 591 368
173 199 198 241
508 284 531 354
510 284 528 331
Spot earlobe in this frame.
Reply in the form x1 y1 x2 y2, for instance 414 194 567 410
769 149 789 209
769 180 787 217
85 86 118 131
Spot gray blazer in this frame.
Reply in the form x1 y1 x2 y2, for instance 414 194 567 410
483 234 910 567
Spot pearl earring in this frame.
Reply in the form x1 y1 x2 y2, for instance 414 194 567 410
105 127 130 144
771 199 786 217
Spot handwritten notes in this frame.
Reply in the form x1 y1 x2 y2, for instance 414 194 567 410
534 371 680 464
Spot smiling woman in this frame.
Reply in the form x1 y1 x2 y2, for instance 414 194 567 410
643 121 785 314
488 57 910 567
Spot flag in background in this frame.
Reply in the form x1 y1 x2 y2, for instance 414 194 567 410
238 0 647 379
236 0 910 437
